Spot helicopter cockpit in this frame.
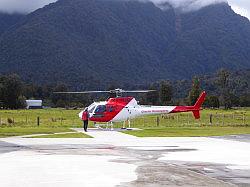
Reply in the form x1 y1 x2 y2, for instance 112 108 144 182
87 102 108 118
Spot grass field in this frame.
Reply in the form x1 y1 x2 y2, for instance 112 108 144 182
123 127 250 137
0 108 249 137
0 109 83 128
126 108 249 129
0 127 74 138
28 132 92 138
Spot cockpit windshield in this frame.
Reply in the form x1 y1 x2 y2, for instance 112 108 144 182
94 105 106 113
87 103 96 114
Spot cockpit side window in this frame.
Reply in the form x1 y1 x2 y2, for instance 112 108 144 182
94 105 106 113
107 105 114 112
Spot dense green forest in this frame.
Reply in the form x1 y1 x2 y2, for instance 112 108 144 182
0 69 249 109
0 13 24 36
146 69 250 108
0 0 249 89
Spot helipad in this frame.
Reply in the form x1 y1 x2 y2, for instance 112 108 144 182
1 129 250 186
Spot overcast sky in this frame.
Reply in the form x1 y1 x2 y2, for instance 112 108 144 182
0 0 249 20
228 0 250 19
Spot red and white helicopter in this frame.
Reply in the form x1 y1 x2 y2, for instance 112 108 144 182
57 88 206 129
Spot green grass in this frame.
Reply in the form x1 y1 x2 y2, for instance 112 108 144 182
0 127 74 138
123 127 250 137
29 132 92 138
0 108 249 128
0 108 85 128
123 108 250 129
0 108 249 137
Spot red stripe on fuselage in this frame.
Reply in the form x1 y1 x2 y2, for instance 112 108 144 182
171 106 201 119
171 106 197 113
89 97 133 122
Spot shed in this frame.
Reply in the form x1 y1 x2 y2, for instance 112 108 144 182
26 100 43 109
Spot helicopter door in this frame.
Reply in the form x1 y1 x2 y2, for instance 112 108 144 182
106 105 114 113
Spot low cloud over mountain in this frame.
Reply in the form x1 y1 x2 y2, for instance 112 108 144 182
0 0 249 20
0 0 57 14
152 0 226 12
0 0 249 89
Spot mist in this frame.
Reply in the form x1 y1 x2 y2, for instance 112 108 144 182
150 0 227 12
0 0 248 19
0 0 229 14
0 0 57 14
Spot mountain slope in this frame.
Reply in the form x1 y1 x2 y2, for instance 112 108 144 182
164 3 250 76
0 0 249 89
0 12 24 36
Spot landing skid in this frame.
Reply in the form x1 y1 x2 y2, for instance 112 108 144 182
125 128 133 131
94 122 114 130
94 121 137 131
122 119 131 129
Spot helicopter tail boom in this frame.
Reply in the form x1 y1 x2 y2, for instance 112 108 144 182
171 91 206 119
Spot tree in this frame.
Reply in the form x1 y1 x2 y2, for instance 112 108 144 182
216 69 232 109
0 74 25 109
188 77 201 105
51 84 69 108
204 95 220 108
230 94 240 107
145 84 159 105
159 81 173 105
240 94 250 107
0 79 4 108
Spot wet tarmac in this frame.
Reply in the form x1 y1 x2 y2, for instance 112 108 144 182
0 130 250 186
0 141 25 154
214 134 250 143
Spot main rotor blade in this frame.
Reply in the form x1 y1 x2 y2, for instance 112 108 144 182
122 90 156 93
54 91 110 94
54 89 156 94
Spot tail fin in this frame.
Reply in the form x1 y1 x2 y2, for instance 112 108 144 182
194 91 206 109
192 111 200 119
192 91 206 119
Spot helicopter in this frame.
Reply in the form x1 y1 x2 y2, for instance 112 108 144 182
56 88 206 129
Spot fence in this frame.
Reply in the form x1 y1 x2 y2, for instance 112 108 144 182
0 116 82 128
0 110 249 128
127 112 249 128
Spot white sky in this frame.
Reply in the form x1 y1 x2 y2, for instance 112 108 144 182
228 0 250 19
0 0 249 20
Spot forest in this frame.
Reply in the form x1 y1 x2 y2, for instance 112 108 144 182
0 1 249 89
0 69 249 109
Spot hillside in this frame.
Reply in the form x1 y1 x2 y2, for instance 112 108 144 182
0 0 249 89
0 13 24 36
166 4 250 75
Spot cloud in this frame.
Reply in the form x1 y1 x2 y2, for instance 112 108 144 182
228 0 250 20
0 0 57 14
0 0 228 14
231 5 250 19
0 0 249 20
151 0 227 12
